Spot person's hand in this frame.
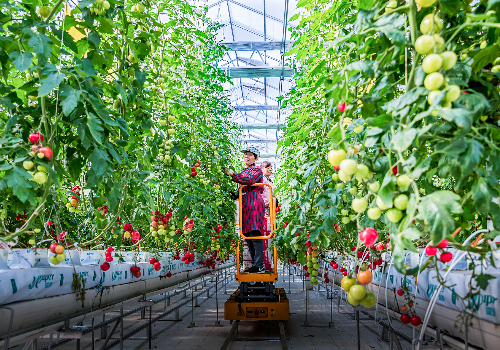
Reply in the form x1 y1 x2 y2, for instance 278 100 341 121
224 167 234 176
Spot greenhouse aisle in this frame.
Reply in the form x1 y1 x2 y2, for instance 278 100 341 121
26 266 412 350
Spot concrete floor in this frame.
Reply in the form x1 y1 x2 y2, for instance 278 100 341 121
26 266 417 350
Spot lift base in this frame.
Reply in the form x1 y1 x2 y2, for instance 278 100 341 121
224 288 289 321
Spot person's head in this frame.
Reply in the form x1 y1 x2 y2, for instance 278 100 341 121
260 161 273 177
241 146 260 167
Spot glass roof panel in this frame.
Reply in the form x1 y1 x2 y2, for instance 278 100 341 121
190 0 300 168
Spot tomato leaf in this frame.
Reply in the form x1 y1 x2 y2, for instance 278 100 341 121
5 166 34 202
59 85 82 116
38 71 66 97
417 191 462 244
344 61 374 78
26 29 51 65
392 128 417 152
379 173 396 207
439 0 461 15
9 51 33 72
475 273 496 290
437 107 472 131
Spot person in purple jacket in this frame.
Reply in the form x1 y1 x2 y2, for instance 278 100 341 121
224 146 266 274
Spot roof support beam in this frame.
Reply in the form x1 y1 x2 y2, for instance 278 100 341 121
222 41 295 51
243 139 277 143
226 67 294 78
234 105 279 111
240 124 282 129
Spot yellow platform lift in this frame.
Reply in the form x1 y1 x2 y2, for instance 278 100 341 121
224 183 290 321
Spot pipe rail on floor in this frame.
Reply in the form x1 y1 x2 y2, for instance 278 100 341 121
4 266 235 350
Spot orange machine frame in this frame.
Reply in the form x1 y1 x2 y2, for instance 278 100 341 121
235 183 278 283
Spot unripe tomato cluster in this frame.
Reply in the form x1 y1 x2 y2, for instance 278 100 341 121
49 242 66 265
150 211 175 243
24 132 52 185
304 242 320 285
159 138 174 167
65 186 81 213
341 272 376 309
90 0 110 15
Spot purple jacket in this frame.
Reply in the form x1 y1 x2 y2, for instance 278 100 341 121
232 164 265 234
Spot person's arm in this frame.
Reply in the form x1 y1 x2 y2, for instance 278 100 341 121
231 167 261 186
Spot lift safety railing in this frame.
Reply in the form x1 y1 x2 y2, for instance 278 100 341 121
235 183 278 281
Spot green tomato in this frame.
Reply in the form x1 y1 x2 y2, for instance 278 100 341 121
347 292 361 306
427 90 442 105
307 261 313 267
159 120 167 126
376 196 392 210
353 125 363 133
341 276 356 292
415 35 435 55
480 115 489 122
352 198 368 213
368 182 380 192
341 209 349 216
50 255 60 265
23 160 34 170
34 228 41 233
424 72 444 91
336 183 345 190
385 0 397 12
327 149 346 167
350 285 367 300
349 187 357 195
307 254 312 261
39 5 51 18
28 239 36 245
393 194 409 210
420 14 443 34
397 175 411 189
332 173 339 181
433 34 445 52
339 159 357 175
416 0 437 6
310 276 317 283
386 208 403 223
480 41 487 49
492 65 500 73
355 164 370 181
56 253 66 262
441 51 457 70
102 0 110 10
367 207 381 220
422 54 442 73
33 172 48 184
313 263 319 270
338 170 352 182
311 269 318 276
360 291 376 308
445 85 460 103
312 257 318 263
37 165 47 172
342 217 350 224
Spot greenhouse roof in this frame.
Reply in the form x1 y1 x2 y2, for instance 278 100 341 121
193 0 301 167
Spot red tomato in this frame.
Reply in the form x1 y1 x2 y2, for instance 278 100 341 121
337 102 346 112
425 246 437 256
400 314 411 324
410 316 421 326
397 289 404 296
437 239 448 249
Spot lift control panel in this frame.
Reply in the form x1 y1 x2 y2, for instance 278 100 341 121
246 307 268 318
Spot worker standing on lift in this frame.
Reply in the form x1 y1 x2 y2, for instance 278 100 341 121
224 146 266 274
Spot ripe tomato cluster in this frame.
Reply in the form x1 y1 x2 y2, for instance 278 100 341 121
149 257 161 271
49 242 66 265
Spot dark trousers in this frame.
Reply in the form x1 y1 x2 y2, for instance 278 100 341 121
246 230 264 269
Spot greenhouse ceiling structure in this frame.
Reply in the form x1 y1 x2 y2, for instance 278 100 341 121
198 0 301 168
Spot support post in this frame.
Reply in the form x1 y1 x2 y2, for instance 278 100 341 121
101 314 107 340
119 306 124 350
